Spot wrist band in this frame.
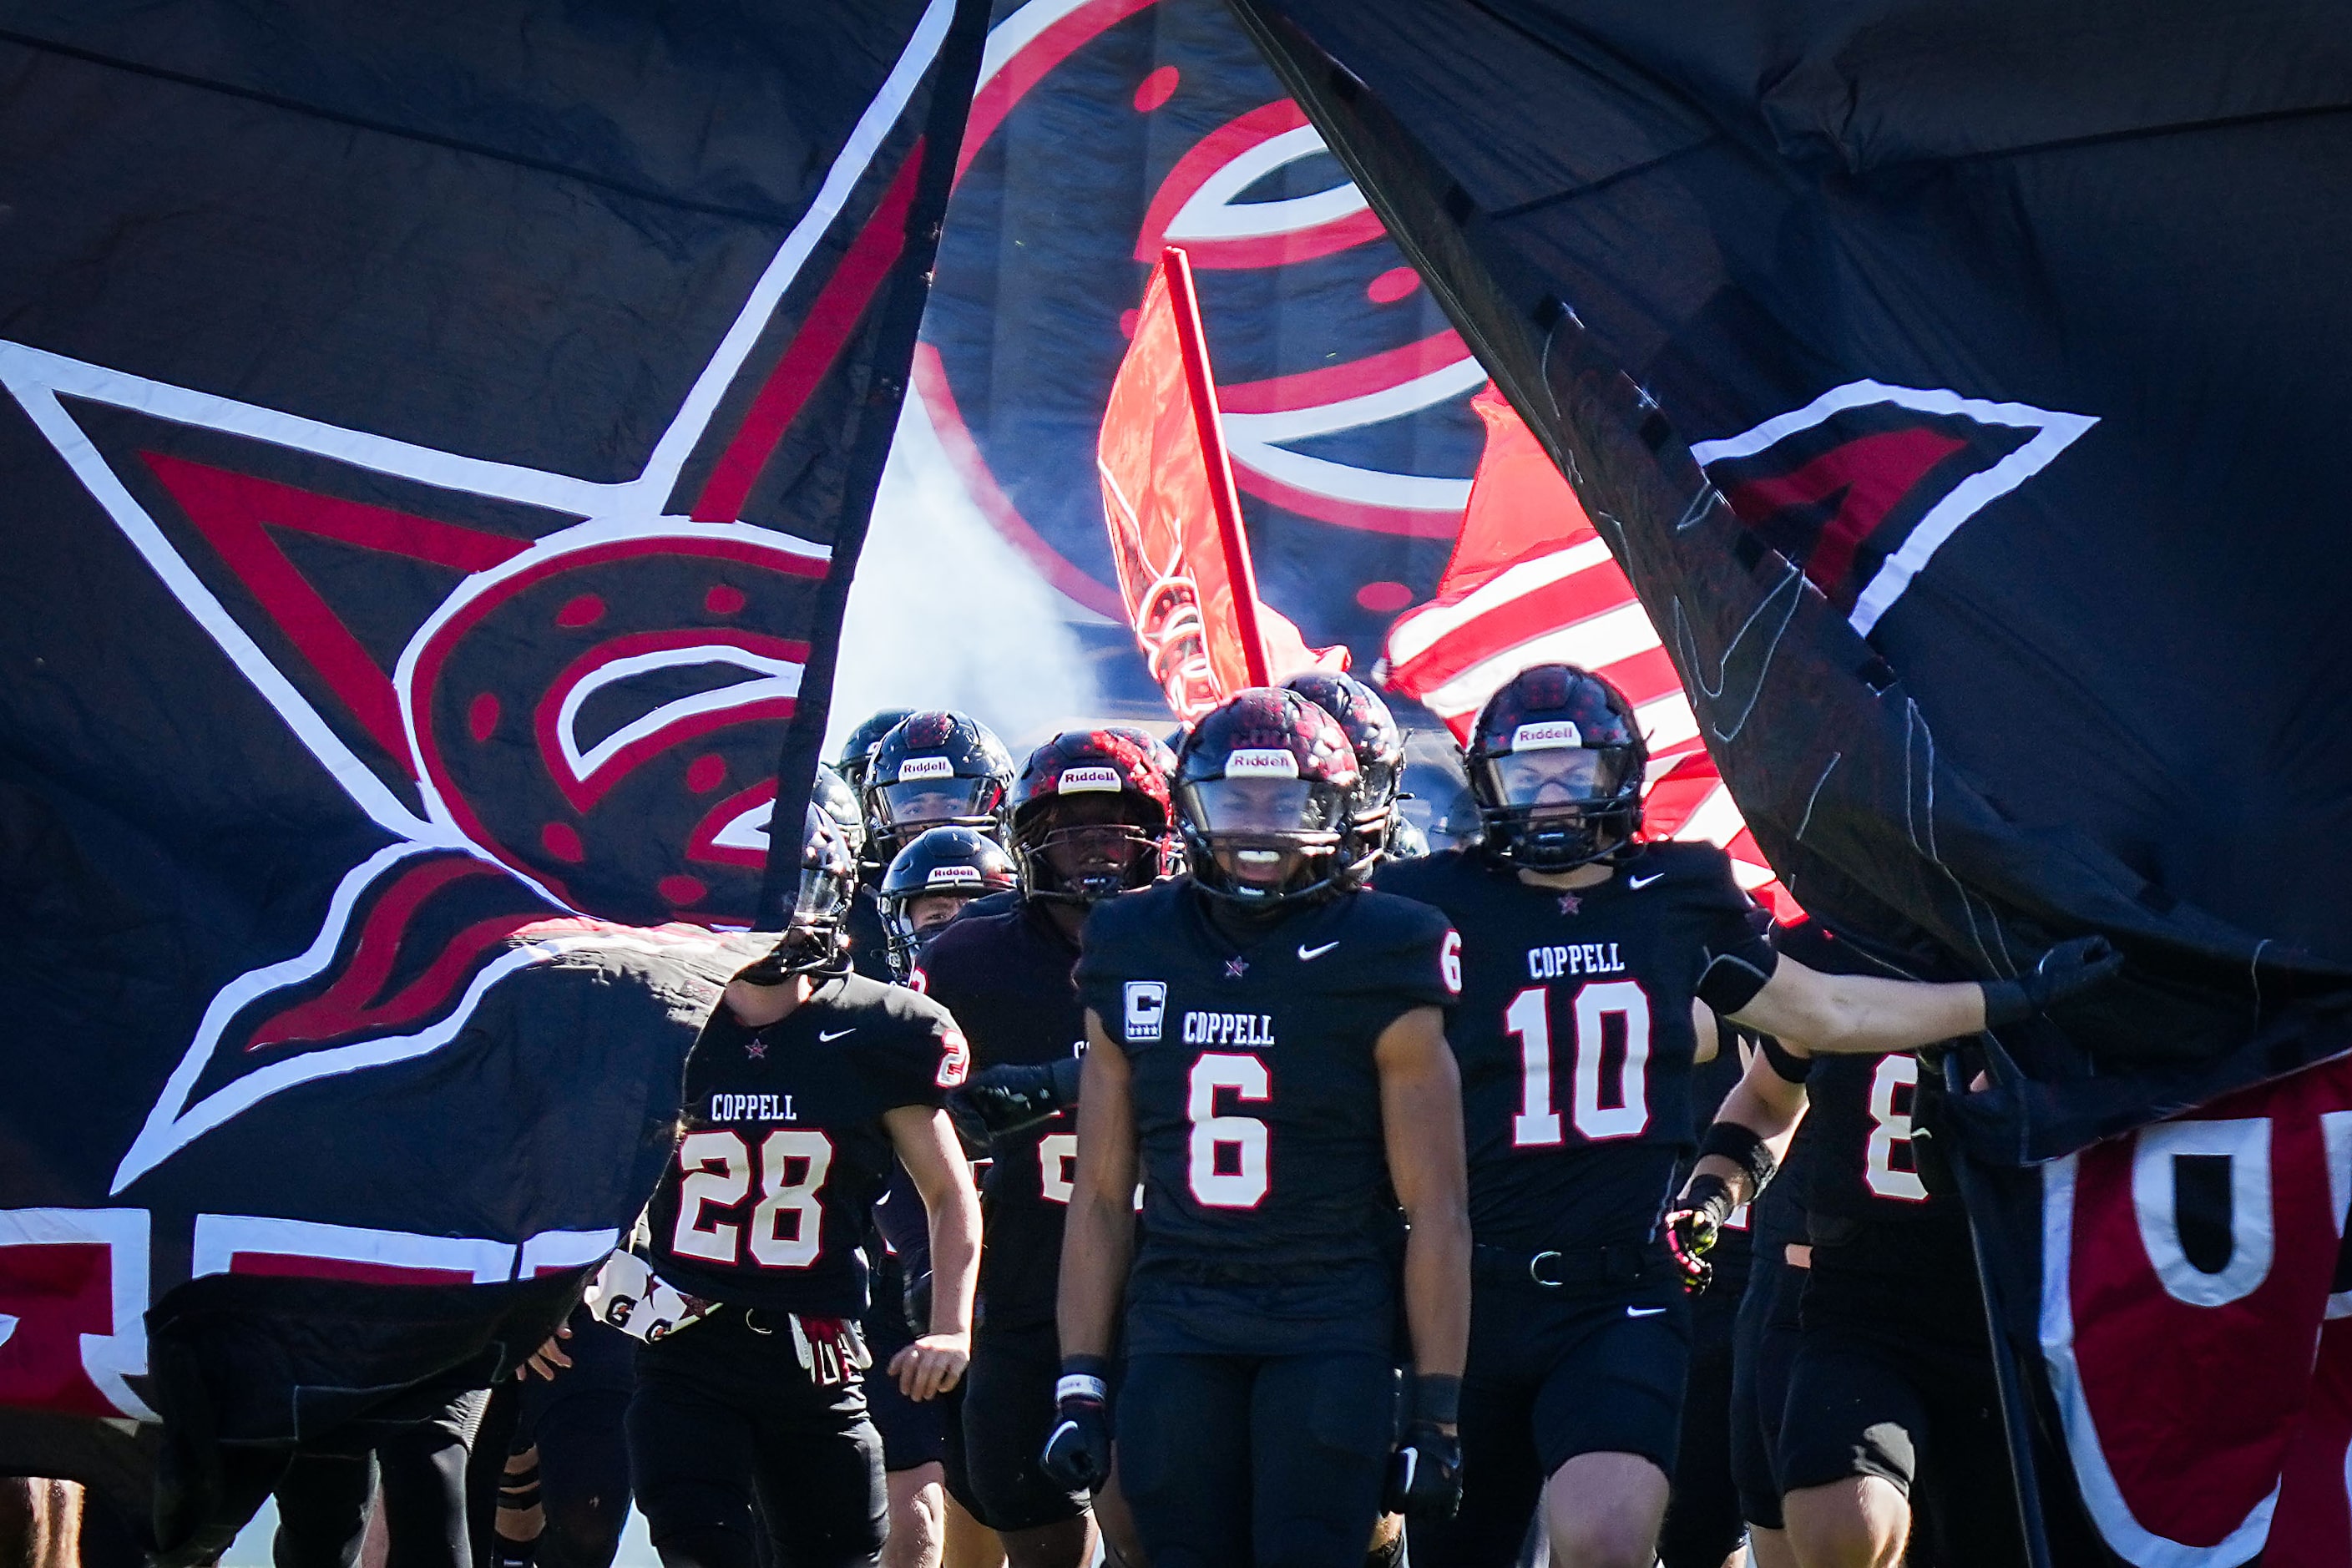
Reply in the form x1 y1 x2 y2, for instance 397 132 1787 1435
1696 1120 1777 1196
1055 1373 1108 1404
1060 1351 1110 1379
1412 1373 1461 1427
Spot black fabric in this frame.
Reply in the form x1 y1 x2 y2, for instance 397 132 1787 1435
468 1309 635 1568
914 899 1090 1333
1114 1350 1393 1568
859 1252 945 1474
960 1318 1086 1532
1414 1274 1688 1568
1374 842 1769 1254
644 976 962 1317
1729 1248 1805 1532
275 1389 487 1568
1075 878 1454 1357
625 1309 885 1568
1659 1277 1744 1568
1228 0 2352 1169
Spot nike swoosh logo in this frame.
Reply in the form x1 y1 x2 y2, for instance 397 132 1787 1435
1627 873 1665 890
1626 1304 1667 1318
817 1029 856 1042
1297 941 1340 961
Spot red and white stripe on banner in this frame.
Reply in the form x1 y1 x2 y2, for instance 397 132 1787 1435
191 1214 617 1287
1379 388 1798 918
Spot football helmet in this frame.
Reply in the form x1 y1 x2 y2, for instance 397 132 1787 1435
1175 688 1363 908
863 710 1016 850
835 706 915 799
1282 670 1404 874
809 762 866 861
1009 729 1177 904
1465 663 1646 871
877 826 1019 979
735 805 857 982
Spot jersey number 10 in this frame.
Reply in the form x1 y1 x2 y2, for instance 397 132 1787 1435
1506 980 1653 1146
672 1129 836 1268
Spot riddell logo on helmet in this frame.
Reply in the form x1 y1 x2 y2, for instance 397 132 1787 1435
1056 766 1122 794
926 866 984 887
897 756 955 782
1510 721 1583 751
1224 749 1301 778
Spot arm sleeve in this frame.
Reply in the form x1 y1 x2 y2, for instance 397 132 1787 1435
1692 857 1779 1014
1750 1028 1812 1084
880 996 967 1106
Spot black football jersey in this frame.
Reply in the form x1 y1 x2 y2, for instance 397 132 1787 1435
644 973 967 1317
1374 842 1776 1253
1772 921 1960 1227
845 882 894 982
1074 878 1459 1356
914 898 1090 1332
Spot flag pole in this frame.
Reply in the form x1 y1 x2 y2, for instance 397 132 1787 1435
1161 245 1272 688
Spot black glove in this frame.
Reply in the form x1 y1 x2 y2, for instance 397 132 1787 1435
949 1055 1083 1141
1980 936 2124 1027
1664 1173 1737 1295
1039 1366 1113 1492
1384 1421 1464 1520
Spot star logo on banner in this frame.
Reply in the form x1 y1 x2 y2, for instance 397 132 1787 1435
1557 893 1582 916
0 10 958 1201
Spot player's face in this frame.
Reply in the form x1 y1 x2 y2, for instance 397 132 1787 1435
1489 747 1621 822
878 776 993 842
1039 794 1147 883
1186 777 1331 891
905 892 970 934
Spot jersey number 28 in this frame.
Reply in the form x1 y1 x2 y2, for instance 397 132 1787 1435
671 1129 835 1268
1506 980 1652 1146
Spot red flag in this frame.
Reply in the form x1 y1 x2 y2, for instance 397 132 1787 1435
1382 387 1796 916
1098 247 1343 721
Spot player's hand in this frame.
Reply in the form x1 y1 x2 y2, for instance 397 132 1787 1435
517 1323 573 1381
1383 1422 1463 1520
888 1331 969 1401
1980 935 2123 1026
1039 1373 1113 1492
1665 1174 1737 1295
948 1056 1082 1141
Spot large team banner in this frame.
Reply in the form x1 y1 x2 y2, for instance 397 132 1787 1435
1227 1 2352 1560
0 2 987 1551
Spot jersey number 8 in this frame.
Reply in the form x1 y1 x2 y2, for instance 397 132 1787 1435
1188 1052 1271 1207
1506 980 1653 1146
672 1128 836 1268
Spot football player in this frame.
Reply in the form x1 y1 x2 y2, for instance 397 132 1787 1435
915 730 1177 1568
837 709 918 807
1282 670 1407 870
622 808 982 1568
876 827 1019 982
1372 663 2118 1568
1668 918 2032 1568
862 712 1017 856
1050 690 1472 1566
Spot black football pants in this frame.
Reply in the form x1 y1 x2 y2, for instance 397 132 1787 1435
1658 1257 1747 1568
1115 1349 1392 1568
274 1388 488 1568
625 1307 886 1568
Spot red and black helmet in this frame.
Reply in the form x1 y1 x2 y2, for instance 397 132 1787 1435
862 710 1016 850
1174 687 1363 908
1009 729 1176 903
1465 663 1647 871
1282 670 1405 861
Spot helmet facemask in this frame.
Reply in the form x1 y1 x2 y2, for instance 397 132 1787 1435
736 806 856 983
1017 792 1166 905
1180 773 1353 905
1478 741 1640 871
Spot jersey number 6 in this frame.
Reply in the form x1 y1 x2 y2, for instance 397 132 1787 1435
671 1128 836 1268
1506 980 1653 1146
1187 1052 1271 1208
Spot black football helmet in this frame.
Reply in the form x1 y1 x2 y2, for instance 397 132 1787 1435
877 826 1019 979
1465 663 1647 871
835 706 915 799
809 762 866 861
1175 688 1363 908
1282 671 1404 874
735 805 857 982
863 711 1016 850
1009 729 1178 904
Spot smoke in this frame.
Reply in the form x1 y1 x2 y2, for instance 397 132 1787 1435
823 392 1101 757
